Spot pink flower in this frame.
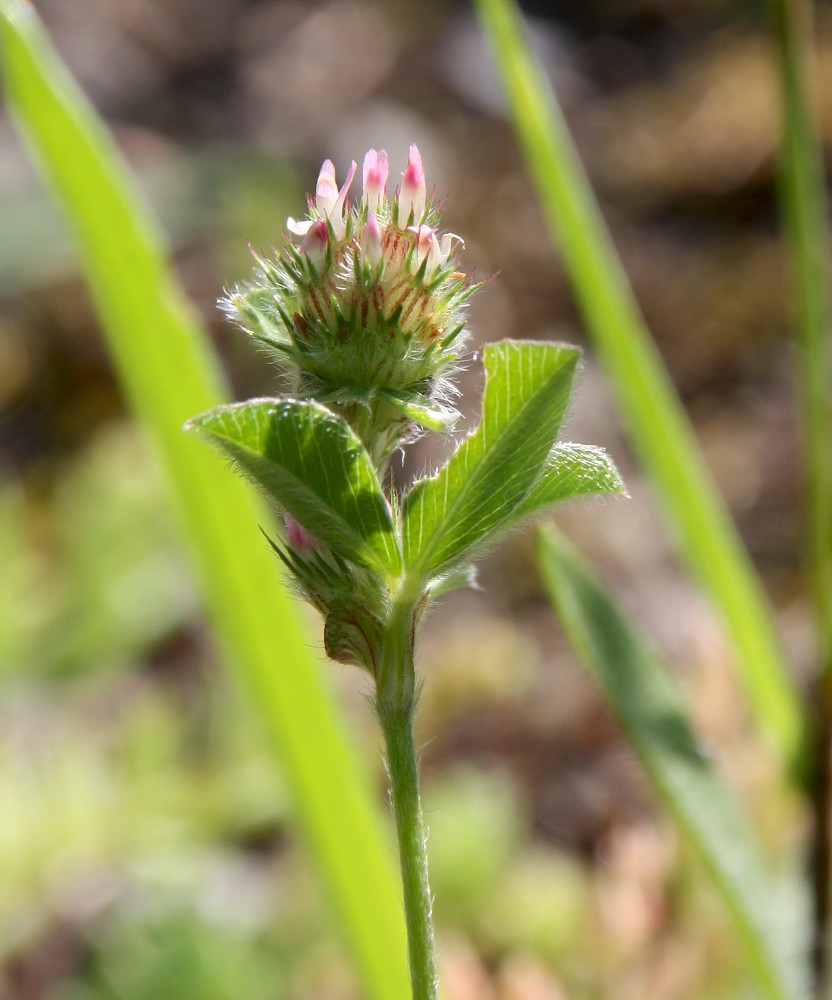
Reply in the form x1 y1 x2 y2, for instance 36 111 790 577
408 225 462 273
361 210 383 266
362 149 389 211
300 218 329 268
314 159 340 215
399 143 426 223
409 224 439 269
288 158 357 241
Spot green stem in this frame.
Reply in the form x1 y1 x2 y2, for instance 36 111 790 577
376 599 437 1000
378 703 437 1000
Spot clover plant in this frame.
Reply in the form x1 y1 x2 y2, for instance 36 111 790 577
187 145 624 999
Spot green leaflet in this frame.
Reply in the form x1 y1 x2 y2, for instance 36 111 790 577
376 388 460 432
403 340 579 580
188 399 401 576
508 443 625 525
537 527 809 1000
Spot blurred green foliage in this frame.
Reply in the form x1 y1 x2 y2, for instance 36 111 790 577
0 425 195 678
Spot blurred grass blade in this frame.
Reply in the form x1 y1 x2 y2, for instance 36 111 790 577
770 0 832 987
475 0 803 775
0 5 410 998
770 0 832 672
536 527 809 1000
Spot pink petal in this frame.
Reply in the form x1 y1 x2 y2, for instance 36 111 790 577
438 232 463 265
399 143 426 222
285 514 318 553
315 159 339 216
408 224 439 269
362 148 389 210
286 216 314 236
300 218 329 267
332 159 358 221
361 210 383 266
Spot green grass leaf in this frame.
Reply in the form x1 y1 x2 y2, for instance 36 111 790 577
0 5 410 998
403 340 579 580
770 0 832 672
189 399 400 575
536 527 809 1000
475 0 804 776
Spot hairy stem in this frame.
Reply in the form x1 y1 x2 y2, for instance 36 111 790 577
377 696 437 1000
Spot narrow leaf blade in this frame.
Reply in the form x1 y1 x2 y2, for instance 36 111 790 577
537 527 808 1000
770 0 832 670
0 7 410 997
475 0 803 775
189 399 400 575
403 340 579 578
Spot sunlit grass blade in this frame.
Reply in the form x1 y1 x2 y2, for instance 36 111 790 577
474 0 804 776
536 526 809 1000
0 5 410 998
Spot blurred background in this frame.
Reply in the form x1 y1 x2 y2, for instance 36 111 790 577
0 0 828 996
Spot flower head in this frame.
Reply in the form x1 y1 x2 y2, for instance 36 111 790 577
223 145 478 466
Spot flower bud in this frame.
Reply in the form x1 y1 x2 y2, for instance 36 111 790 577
361 210 383 267
224 144 479 467
399 143 426 223
315 160 339 216
284 513 318 554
